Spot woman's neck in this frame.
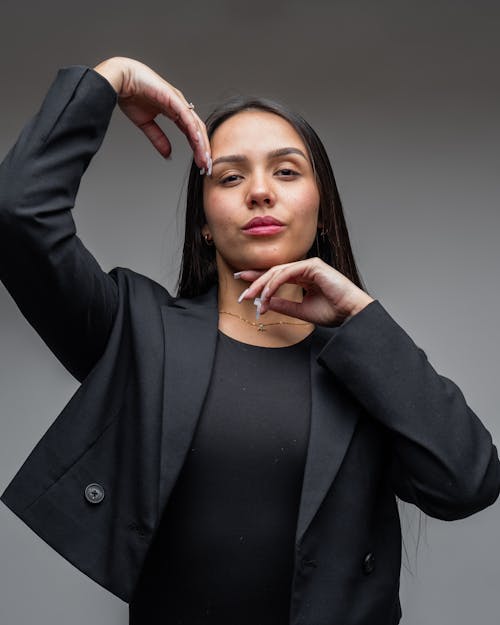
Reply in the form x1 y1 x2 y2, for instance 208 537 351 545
216 261 314 348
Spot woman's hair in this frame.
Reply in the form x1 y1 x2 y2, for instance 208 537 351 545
177 95 368 298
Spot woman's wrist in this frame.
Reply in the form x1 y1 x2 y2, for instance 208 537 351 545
344 293 375 321
93 57 126 94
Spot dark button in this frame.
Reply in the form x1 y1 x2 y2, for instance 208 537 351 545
84 483 105 504
363 552 375 574
301 558 318 568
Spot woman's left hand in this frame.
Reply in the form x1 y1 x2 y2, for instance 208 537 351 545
236 257 375 327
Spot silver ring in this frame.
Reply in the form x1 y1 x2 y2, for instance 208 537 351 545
187 102 195 110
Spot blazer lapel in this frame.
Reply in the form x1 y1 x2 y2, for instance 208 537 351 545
158 287 219 507
295 325 360 545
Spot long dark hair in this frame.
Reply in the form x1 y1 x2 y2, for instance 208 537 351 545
177 96 369 298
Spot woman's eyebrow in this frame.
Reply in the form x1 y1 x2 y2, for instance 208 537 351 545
211 147 308 167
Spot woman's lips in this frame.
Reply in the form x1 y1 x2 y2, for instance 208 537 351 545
243 224 285 236
242 216 285 236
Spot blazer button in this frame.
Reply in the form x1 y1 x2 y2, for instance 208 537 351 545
84 483 105 504
363 552 375 575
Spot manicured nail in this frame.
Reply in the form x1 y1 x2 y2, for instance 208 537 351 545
205 152 212 176
233 271 244 279
254 297 262 320
199 167 205 175
238 288 249 303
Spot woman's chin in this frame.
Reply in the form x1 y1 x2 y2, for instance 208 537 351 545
235 251 309 271
216 244 312 275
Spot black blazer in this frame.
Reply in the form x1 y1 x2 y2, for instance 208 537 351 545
1 66 499 625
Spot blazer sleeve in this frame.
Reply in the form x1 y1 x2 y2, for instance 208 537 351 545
0 65 119 383
318 300 500 521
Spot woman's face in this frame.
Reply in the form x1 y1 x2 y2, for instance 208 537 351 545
202 110 320 273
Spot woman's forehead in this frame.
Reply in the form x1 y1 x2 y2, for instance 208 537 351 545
210 110 307 155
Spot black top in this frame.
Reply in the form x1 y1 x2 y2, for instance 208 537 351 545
129 330 313 624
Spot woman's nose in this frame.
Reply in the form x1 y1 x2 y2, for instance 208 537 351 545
245 176 277 209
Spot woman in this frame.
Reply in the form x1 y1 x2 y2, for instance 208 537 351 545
0 56 499 625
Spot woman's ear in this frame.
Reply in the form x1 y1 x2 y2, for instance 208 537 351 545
201 224 212 242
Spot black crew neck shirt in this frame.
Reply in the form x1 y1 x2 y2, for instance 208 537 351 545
130 330 313 625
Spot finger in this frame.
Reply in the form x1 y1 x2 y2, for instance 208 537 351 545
235 258 321 304
170 95 211 171
233 269 267 282
161 92 207 167
138 119 173 158
178 111 210 171
190 110 211 154
120 65 208 167
154 81 210 170
172 98 211 169
261 266 299 302
179 115 211 171
256 263 319 314
266 296 308 321
261 259 326 303
236 266 285 302
256 264 307 307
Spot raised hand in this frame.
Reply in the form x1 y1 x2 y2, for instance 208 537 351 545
93 56 211 171
236 257 375 327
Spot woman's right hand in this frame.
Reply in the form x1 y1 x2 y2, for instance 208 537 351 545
93 56 211 172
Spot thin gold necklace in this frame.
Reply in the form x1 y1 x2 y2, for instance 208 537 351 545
219 310 311 333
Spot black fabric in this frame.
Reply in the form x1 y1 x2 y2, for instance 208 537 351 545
129 331 313 624
0 66 119 383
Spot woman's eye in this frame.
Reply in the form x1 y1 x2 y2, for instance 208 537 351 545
276 168 299 177
220 174 242 185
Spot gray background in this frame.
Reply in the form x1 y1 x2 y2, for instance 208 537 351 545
1 1 499 623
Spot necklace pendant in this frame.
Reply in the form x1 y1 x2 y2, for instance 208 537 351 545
257 323 266 332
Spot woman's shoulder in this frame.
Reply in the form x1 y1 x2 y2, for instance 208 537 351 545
108 266 175 306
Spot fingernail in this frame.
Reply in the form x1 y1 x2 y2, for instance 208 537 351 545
205 152 212 176
254 297 262 320
237 288 249 303
233 271 244 279
199 167 205 175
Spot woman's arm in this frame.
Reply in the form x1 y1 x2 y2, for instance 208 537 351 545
0 66 120 382
237 259 500 519
318 300 500 520
0 58 211 383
